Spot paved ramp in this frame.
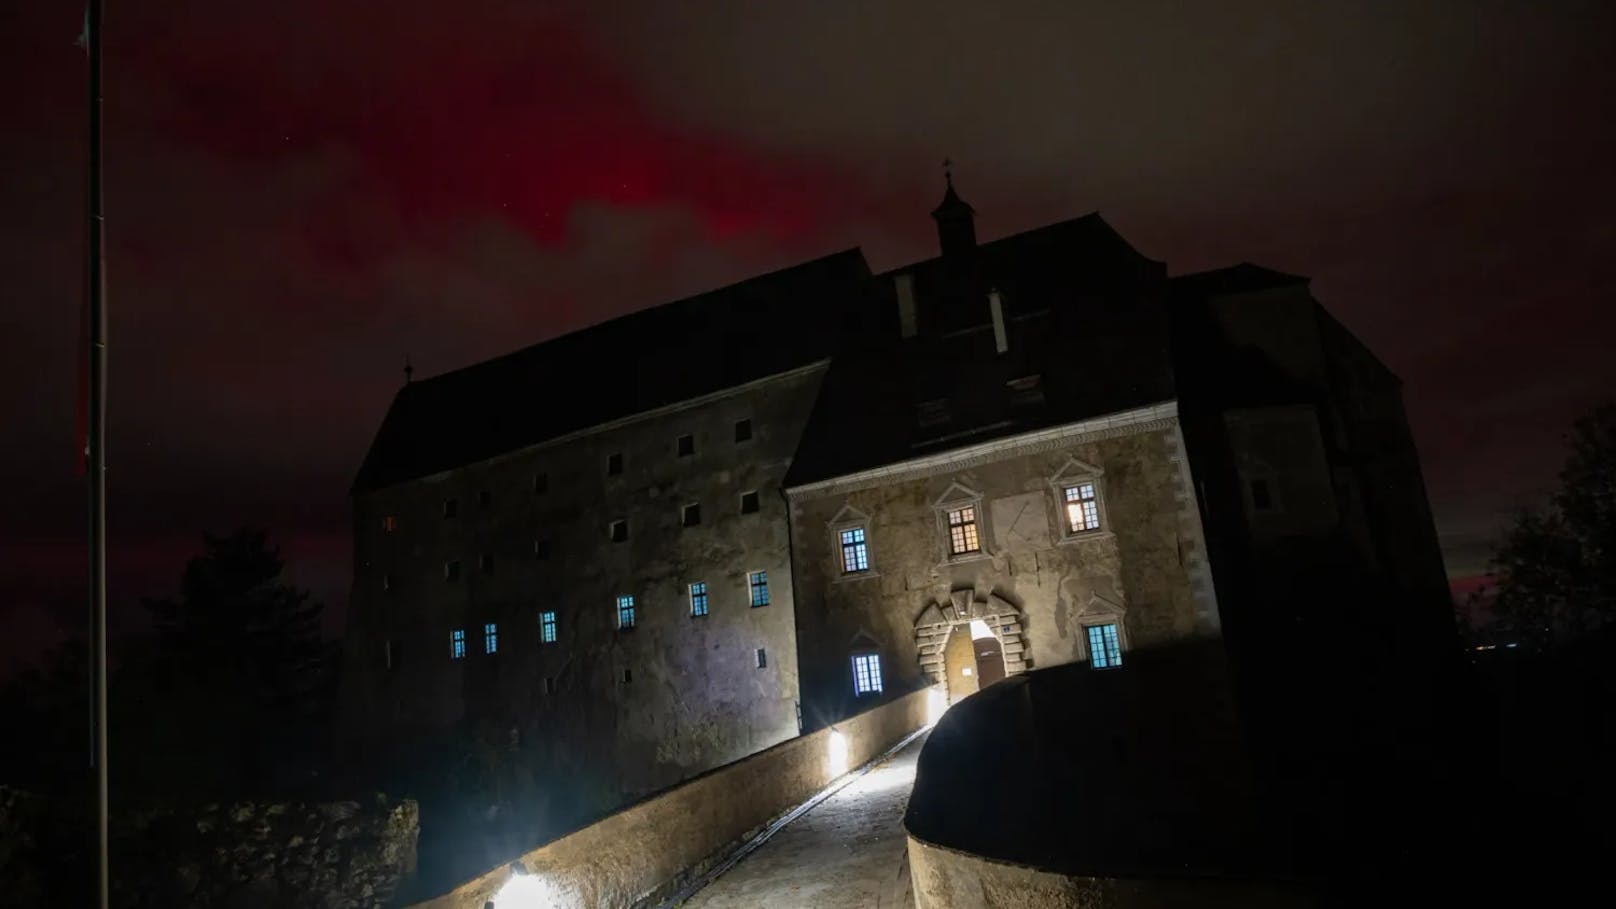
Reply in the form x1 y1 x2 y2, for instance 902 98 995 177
677 732 927 909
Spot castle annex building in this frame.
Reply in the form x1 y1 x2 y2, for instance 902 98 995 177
338 176 1454 839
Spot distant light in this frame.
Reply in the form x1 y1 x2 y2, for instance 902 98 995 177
828 729 849 777
492 865 557 908
1506 642 1519 648
961 667 973 677
968 619 994 641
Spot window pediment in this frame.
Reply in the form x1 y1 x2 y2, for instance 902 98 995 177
1050 455 1104 485
931 481 982 509
827 502 871 528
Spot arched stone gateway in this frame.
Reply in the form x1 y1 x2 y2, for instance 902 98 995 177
913 587 1027 690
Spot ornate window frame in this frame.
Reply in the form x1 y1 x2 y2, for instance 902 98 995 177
1074 593 1129 668
828 502 877 580
932 481 991 565
1049 456 1113 545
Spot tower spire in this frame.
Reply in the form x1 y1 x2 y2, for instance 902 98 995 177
931 158 977 260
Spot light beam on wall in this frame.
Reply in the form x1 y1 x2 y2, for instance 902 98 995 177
491 863 558 908
927 685 950 725
969 619 994 641
828 729 849 777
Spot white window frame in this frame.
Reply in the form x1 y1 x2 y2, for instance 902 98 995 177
689 581 709 617
932 482 990 564
616 594 636 629
747 570 770 608
851 651 884 696
539 610 558 643
1049 457 1112 545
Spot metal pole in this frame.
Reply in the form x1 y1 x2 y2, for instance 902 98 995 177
86 2 111 907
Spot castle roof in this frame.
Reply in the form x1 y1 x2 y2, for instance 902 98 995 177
352 248 879 491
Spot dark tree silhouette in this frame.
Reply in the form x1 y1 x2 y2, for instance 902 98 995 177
1484 402 1616 646
134 529 336 798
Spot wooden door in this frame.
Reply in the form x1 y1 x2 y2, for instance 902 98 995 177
944 626 979 703
975 634 1006 687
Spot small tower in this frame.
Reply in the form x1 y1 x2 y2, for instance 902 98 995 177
931 160 978 261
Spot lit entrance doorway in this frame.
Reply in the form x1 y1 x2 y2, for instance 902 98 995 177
943 619 1007 703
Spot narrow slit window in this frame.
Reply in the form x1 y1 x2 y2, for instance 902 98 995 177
676 434 695 457
682 503 702 527
443 498 459 519
532 472 549 495
734 419 753 443
610 519 628 543
606 452 623 476
756 648 767 669
444 559 461 581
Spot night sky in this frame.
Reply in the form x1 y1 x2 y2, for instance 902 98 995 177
3 1 1613 671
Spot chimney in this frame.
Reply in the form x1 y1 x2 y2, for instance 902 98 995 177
988 288 1008 353
895 274 918 338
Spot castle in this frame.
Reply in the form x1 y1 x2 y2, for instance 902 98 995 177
337 175 1455 868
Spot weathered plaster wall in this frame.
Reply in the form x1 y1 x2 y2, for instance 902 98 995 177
787 406 1215 727
907 837 1311 909
339 365 827 811
410 687 931 909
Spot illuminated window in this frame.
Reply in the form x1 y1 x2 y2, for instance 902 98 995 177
1086 623 1123 669
617 594 636 629
607 452 623 476
444 560 461 582
840 527 869 573
689 582 708 617
540 610 557 643
682 503 701 527
734 419 753 443
442 498 459 518
677 434 695 457
756 648 767 669
483 622 498 654
381 515 398 532
740 491 760 514
947 506 981 555
852 653 883 695
748 570 770 607
449 629 466 660
1063 484 1101 533
610 519 628 543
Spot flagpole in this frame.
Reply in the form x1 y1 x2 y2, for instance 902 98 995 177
85 2 111 908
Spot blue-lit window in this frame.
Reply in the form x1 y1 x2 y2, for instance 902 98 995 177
748 570 770 607
617 595 636 629
690 582 708 617
852 653 883 696
840 527 869 573
449 629 466 660
540 611 557 644
1086 623 1122 669
483 622 498 654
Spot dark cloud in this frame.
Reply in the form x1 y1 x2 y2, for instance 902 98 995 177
3 1 1613 670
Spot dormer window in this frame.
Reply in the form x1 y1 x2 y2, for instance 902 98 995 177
1050 457 1109 542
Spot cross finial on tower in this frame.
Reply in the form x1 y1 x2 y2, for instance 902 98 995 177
403 354 414 385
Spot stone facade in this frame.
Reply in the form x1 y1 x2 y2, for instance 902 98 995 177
340 364 826 809
786 403 1218 727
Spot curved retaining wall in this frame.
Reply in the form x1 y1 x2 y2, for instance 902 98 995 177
907 836 1310 909
411 687 930 909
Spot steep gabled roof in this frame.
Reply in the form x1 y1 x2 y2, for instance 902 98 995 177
1169 262 1308 299
785 216 1175 489
353 249 878 491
